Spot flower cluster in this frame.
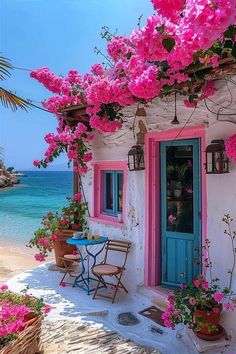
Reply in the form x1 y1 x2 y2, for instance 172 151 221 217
225 134 236 162
28 194 87 261
0 285 51 349
30 1 236 172
33 122 93 174
162 275 235 330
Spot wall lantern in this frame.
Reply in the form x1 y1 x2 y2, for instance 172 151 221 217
205 139 229 174
128 145 145 171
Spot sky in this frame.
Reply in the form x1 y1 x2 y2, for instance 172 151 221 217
0 0 153 170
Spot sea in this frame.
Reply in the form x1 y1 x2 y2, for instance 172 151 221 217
0 171 73 246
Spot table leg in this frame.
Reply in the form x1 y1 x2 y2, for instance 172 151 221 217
73 246 86 288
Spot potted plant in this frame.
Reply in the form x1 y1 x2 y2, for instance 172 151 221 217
28 193 88 267
0 284 51 354
162 275 235 339
163 214 236 340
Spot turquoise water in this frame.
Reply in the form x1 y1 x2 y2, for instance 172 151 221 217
0 171 73 244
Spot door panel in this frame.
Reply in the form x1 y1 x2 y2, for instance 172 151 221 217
160 139 201 287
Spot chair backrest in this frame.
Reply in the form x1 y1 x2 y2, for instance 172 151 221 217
103 240 131 268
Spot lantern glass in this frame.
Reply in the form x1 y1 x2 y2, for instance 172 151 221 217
205 140 229 174
128 145 145 171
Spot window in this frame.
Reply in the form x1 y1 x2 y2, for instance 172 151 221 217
92 161 127 226
103 171 123 216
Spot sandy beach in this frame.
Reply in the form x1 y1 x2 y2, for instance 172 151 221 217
0 241 40 285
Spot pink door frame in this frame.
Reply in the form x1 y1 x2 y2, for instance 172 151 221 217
144 125 207 286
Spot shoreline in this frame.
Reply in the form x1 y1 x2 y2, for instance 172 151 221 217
0 239 46 285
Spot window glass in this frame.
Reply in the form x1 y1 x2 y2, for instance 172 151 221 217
117 173 123 212
104 172 113 211
103 171 123 216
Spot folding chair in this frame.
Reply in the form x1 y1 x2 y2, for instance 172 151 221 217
59 254 80 286
92 240 131 303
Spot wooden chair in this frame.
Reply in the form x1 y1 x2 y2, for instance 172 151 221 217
59 254 80 286
92 239 131 303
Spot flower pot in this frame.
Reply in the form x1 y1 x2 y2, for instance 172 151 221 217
194 306 222 337
53 229 80 267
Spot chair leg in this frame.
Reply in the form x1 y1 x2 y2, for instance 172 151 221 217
93 277 102 299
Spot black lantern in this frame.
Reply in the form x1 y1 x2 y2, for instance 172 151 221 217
128 145 145 171
205 139 229 174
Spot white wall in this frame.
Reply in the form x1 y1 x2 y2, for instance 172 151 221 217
82 77 236 294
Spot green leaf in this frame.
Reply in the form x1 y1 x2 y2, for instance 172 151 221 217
224 40 233 49
156 24 165 34
224 25 235 39
162 38 175 53
232 43 236 58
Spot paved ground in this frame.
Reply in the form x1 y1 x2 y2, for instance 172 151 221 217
41 320 161 354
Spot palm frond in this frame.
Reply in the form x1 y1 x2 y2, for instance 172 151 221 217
0 87 31 111
0 56 13 81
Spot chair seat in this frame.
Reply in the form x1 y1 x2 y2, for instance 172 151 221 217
93 264 119 275
63 254 80 260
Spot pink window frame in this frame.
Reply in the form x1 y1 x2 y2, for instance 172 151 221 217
144 125 207 286
90 161 128 227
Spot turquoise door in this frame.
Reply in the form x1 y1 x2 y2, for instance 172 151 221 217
160 139 201 287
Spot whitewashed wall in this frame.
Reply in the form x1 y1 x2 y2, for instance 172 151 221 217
82 77 236 296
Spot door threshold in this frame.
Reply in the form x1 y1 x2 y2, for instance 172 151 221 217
138 285 173 312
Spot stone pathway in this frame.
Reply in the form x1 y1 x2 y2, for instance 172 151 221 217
40 320 161 354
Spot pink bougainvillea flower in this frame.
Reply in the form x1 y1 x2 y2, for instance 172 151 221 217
72 250 78 256
33 160 41 167
0 284 8 291
43 305 52 314
225 134 236 162
213 292 224 302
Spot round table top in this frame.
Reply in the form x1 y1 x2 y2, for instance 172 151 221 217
67 236 108 246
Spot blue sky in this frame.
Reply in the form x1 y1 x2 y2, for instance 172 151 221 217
0 0 153 170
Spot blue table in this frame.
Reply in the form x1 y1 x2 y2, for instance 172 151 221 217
67 236 108 294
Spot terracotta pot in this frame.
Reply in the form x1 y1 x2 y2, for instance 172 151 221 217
53 229 79 267
194 305 222 335
19 312 38 331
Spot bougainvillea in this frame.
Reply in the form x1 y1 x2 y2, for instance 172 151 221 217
31 0 236 173
225 134 236 162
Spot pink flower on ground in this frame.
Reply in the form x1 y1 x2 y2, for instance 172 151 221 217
0 284 8 291
189 297 196 306
43 305 52 314
193 279 200 287
60 282 66 287
213 292 224 302
212 307 220 314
